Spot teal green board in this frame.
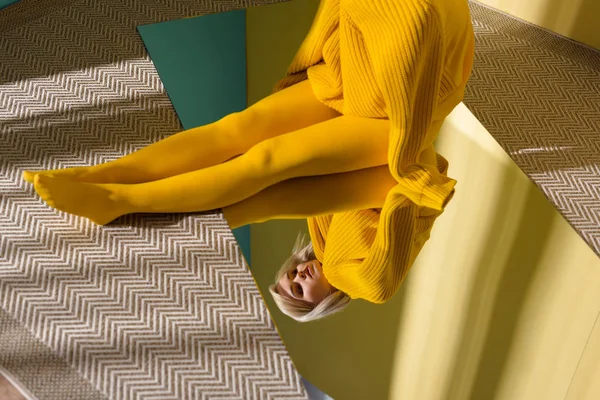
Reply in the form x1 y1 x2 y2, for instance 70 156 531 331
0 0 20 10
137 10 251 264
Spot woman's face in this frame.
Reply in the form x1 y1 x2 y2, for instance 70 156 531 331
277 259 333 306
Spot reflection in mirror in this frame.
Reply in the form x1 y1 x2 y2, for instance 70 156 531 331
245 1 600 400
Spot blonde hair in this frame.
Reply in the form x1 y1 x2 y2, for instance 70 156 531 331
268 232 351 323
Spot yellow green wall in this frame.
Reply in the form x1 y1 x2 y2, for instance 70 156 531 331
477 0 600 50
246 1 600 399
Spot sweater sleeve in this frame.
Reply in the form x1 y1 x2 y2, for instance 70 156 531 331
323 154 453 303
307 214 333 263
322 193 415 303
323 194 446 304
365 1 456 211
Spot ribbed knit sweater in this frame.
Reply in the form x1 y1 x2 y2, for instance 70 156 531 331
273 0 475 303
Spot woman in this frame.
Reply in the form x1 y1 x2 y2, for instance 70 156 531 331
24 0 475 322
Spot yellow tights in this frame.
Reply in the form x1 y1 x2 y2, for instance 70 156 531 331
23 80 397 228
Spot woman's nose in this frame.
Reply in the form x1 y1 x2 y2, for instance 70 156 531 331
295 268 306 280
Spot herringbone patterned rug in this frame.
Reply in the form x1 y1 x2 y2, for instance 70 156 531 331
0 0 306 399
465 1 600 256
2 0 600 398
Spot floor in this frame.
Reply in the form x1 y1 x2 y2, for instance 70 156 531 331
0 0 306 399
0 373 26 400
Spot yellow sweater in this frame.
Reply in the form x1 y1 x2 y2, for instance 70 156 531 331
273 0 475 303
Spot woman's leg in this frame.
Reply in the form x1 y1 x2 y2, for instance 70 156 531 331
222 165 397 229
23 80 340 184
32 114 390 225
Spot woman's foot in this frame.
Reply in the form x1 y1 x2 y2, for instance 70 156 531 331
24 166 92 184
23 163 147 185
33 174 132 225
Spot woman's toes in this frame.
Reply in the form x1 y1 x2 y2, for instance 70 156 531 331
23 170 37 184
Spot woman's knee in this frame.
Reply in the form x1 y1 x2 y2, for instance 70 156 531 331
242 139 278 174
217 106 275 152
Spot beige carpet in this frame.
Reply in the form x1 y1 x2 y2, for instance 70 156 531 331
0 0 305 399
465 1 600 257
